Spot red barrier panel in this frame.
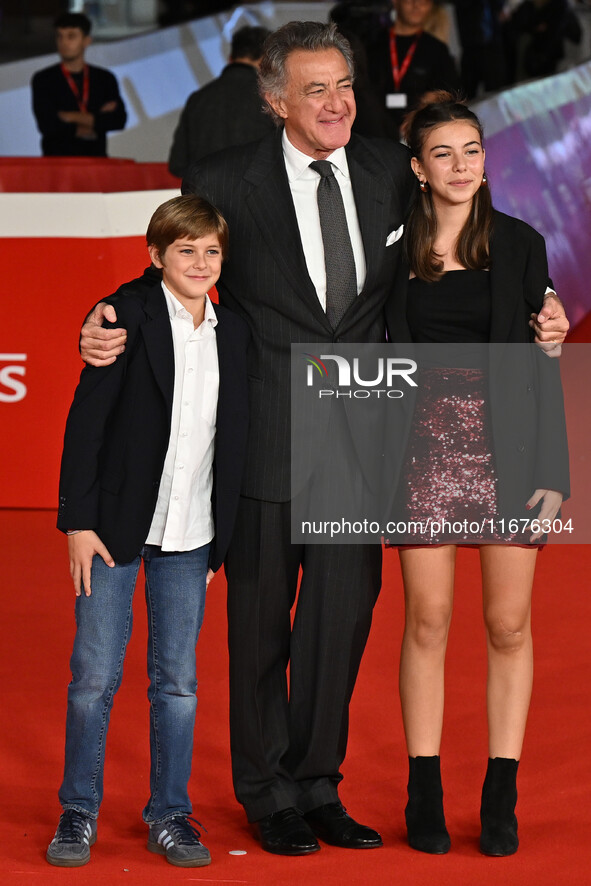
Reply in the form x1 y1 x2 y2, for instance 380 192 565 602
0 233 150 508
0 158 180 193
0 178 227 508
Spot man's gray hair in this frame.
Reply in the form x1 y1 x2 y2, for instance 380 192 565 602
258 21 355 123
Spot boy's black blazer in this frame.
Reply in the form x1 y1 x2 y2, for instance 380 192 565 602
58 267 249 570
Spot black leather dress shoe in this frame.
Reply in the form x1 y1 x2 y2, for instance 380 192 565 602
253 808 320 856
304 802 383 849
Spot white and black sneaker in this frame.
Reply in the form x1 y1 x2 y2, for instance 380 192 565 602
147 814 211 867
46 809 97 867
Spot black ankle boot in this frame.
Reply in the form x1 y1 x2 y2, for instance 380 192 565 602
405 755 451 854
479 757 519 856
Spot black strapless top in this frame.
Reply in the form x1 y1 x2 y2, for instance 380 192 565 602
406 269 492 368
407 269 491 343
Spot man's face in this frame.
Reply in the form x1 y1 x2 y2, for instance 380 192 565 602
393 0 434 31
267 48 356 160
56 27 90 65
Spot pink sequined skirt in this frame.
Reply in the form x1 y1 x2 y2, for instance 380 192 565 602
391 367 531 546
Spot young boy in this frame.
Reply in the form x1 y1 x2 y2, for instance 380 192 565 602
48 195 249 868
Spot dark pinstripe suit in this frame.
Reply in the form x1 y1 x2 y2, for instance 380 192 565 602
183 128 414 820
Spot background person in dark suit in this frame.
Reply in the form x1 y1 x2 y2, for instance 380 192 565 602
329 2 400 138
48 196 249 869
453 0 508 98
31 12 126 157
78 21 569 857
168 25 274 179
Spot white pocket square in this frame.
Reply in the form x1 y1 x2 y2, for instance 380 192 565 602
386 225 404 246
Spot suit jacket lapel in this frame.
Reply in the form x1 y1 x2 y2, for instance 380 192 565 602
140 283 175 420
489 213 520 343
214 309 230 391
243 131 331 331
346 137 391 301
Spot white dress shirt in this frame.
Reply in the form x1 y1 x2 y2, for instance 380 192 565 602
145 284 219 551
282 131 367 311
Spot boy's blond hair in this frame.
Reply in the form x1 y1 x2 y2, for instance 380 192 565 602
146 194 229 261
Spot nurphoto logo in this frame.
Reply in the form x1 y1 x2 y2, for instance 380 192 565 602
303 352 417 399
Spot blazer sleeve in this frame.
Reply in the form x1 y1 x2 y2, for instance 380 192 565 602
532 346 570 499
80 267 161 332
523 230 570 497
58 303 143 531
31 69 76 141
168 97 192 178
93 70 127 134
181 163 212 201
208 309 250 572
168 92 207 179
522 224 549 314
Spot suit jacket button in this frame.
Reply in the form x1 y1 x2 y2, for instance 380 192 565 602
517 443 525 453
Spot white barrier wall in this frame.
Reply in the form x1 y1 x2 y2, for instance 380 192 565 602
0 187 177 509
0 2 331 162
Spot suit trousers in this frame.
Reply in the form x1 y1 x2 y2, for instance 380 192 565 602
225 496 382 821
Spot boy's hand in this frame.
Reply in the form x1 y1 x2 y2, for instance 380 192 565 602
81 302 127 367
206 569 215 587
67 530 115 597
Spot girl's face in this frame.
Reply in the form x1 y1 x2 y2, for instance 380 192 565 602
411 120 485 211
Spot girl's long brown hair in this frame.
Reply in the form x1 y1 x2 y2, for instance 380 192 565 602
401 90 494 282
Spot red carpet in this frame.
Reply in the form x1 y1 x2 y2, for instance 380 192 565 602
2 509 590 885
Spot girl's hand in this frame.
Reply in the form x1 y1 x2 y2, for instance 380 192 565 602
526 489 563 542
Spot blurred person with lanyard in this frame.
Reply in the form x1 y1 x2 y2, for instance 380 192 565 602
31 12 126 157
168 25 274 179
368 0 460 136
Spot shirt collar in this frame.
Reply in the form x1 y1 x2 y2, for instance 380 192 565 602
282 129 350 182
161 281 218 328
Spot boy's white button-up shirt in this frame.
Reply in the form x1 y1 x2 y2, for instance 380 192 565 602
146 283 219 551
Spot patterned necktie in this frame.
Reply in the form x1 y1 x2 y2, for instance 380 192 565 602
309 160 358 329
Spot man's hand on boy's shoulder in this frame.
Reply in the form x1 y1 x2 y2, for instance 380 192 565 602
81 302 127 366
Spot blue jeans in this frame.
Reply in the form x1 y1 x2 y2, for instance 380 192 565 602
58 543 209 824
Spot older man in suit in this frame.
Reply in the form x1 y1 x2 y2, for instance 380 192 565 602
79 21 568 856
168 25 274 179
179 23 413 855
